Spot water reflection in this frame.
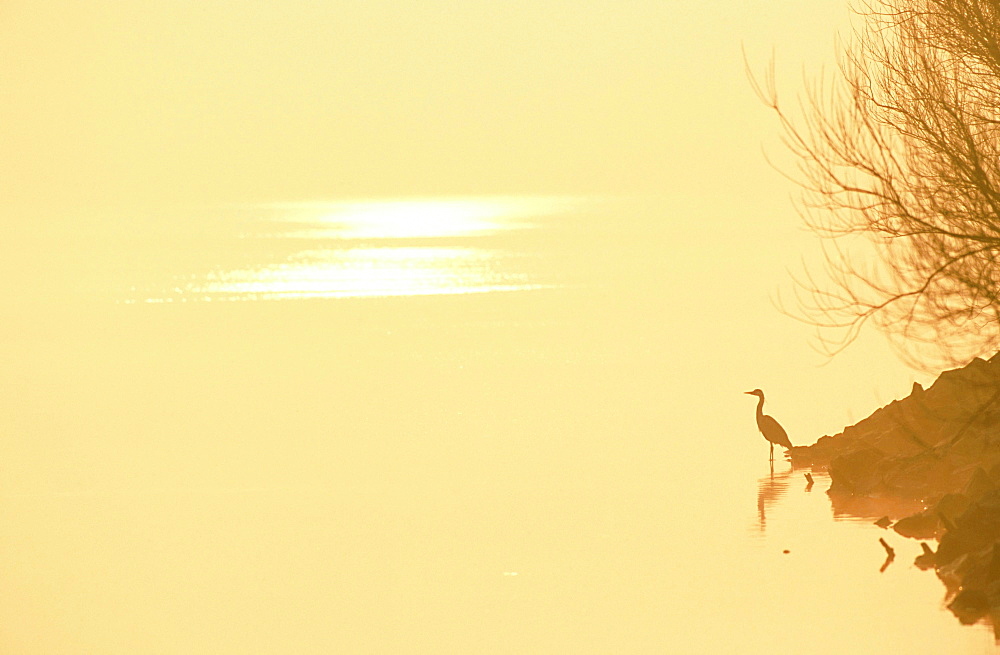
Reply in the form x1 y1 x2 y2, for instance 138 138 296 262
185 247 547 301
8 195 1000 652
128 196 577 303
829 490 928 523
263 196 578 240
757 463 794 532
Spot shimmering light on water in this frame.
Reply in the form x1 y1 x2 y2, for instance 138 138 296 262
267 196 578 240
188 247 547 300
130 197 572 303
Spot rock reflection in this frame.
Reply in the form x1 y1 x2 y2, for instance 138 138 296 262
827 490 926 523
878 537 896 573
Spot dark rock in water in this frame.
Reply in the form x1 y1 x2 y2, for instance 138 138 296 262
874 516 892 529
829 447 888 496
961 544 1000 592
938 552 972 588
987 579 1000 608
937 493 972 524
937 489 1000 566
898 493 973 540
883 452 962 499
914 542 936 570
965 468 995 499
949 587 990 624
893 511 939 539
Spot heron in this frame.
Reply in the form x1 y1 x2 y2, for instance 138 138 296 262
744 389 792 459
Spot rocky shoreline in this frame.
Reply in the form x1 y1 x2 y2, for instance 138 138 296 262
791 353 1000 628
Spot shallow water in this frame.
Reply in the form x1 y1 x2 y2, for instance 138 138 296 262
0 196 995 652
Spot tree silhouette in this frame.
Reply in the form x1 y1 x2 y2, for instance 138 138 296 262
753 0 1000 368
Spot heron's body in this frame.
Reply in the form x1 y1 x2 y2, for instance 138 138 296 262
745 389 792 458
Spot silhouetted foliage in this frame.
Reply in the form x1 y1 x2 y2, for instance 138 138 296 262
753 0 1000 368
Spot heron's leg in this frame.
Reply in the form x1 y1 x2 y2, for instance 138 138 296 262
769 443 774 460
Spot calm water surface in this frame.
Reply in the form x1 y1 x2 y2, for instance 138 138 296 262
0 196 995 652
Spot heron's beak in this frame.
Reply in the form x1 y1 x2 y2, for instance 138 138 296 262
743 391 754 395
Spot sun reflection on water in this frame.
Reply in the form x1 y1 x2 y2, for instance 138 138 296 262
190 247 547 300
130 196 577 302
267 196 576 240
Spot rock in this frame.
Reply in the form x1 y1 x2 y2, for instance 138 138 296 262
914 542 936 570
893 511 939 539
936 493 972 523
949 587 990 624
937 489 1000 566
965 468 995 499
829 447 888 496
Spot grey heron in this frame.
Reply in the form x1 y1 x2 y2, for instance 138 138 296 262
745 389 792 459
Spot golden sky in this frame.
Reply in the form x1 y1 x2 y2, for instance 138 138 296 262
0 1 848 206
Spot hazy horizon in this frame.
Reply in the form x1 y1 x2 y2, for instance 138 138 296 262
1 0 850 210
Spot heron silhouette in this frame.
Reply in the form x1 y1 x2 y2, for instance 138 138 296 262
745 389 792 459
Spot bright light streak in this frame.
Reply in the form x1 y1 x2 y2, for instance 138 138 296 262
267 196 579 240
189 247 548 300
130 197 578 302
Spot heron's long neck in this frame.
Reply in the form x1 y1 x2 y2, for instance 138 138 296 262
755 395 765 420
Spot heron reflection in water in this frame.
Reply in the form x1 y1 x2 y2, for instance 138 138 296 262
745 389 792 460
756 465 794 532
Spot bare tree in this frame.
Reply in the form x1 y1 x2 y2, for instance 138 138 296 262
753 0 1000 369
